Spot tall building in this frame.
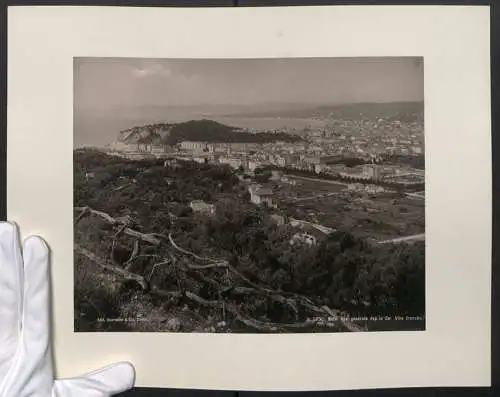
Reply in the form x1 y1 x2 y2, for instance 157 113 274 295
363 164 382 180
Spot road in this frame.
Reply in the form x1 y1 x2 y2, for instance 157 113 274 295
286 174 417 197
288 216 424 244
377 233 425 244
385 171 424 178
405 192 425 200
289 218 335 234
285 174 349 187
284 192 342 202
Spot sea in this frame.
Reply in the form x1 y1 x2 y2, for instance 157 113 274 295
74 108 327 148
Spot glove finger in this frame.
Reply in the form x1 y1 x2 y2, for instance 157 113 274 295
53 362 135 397
0 222 23 376
18 235 54 391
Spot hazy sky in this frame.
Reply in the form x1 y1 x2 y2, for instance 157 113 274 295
74 57 424 110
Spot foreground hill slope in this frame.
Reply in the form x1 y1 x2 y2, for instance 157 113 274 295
73 149 425 333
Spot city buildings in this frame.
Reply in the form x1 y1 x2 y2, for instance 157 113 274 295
248 184 277 208
363 164 382 180
180 141 210 153
218 157 242 169
108 114 424 191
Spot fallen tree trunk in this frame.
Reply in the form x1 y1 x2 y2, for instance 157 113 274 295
75 244 149 290
74 207 161 245
75 205 364 332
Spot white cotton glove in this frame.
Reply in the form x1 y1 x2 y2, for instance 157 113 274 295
0 222 135 397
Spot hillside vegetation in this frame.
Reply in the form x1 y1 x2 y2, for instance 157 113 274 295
74 149 425 333
118 119 303 146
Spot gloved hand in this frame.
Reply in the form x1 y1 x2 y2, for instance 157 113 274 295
0 222 135 396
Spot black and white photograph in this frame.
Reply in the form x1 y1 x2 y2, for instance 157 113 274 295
73 56 426 334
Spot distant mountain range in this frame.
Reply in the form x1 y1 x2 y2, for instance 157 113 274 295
116 119 303 145
83 100 423 121
221 101 424 121
98 101 423 148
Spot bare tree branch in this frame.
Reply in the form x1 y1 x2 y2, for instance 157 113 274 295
74 207 161 245
167 233 228 267
74 206 90 225
75 205 363 332
124 239 140 271
75 244 148 290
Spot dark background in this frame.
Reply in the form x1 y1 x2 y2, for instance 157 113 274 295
0 1 498 397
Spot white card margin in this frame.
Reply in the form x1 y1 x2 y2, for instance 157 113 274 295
7 5 491 390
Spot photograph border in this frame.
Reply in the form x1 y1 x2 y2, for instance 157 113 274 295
1 1 497 397
72 55 427 335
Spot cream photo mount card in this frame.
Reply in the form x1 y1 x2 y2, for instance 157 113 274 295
7 5 491 391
